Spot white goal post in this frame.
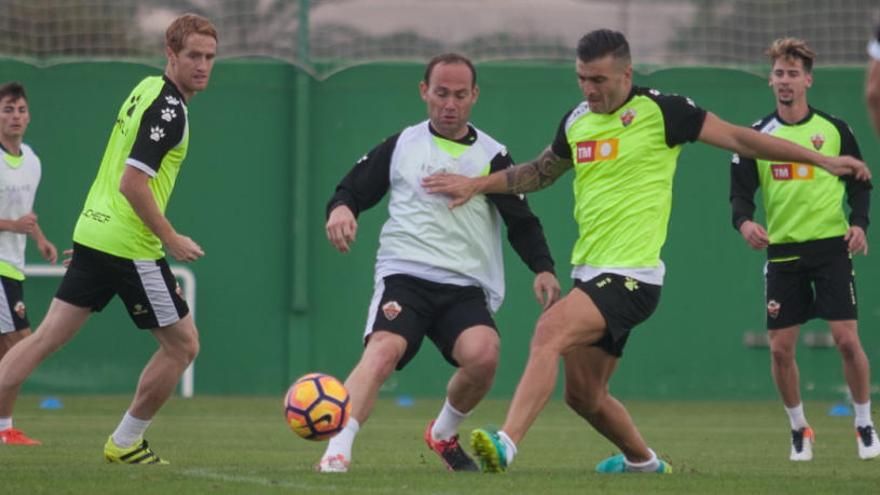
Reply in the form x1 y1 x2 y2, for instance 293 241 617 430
22 264 197 398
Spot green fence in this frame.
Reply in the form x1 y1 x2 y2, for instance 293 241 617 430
1 59 877 400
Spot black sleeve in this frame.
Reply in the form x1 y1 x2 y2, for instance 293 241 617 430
649 91 708 147
128 94 186 175
326 133 400 219
485 150 555 275
730 152 759 231
550 109 575 159
833 119 872 231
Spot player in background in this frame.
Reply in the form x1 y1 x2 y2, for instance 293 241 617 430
0 82 57 377
867 25 880 136
0 14 216 461
422 29 871 474
319 53 560 473
731 38 877 461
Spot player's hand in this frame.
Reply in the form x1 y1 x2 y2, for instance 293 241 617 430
421 173 481 209
61 248 73 268
533 271 561 310
819 155 872 181
326 205 358 253
11 212 38 234
165 233 204 262
739 220 769 250
37 238 58 264
845 226 868 255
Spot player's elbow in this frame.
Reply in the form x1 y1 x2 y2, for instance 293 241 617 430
118 176 137 202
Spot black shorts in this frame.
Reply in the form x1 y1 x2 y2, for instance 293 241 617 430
365 274 497 370
0 276 30 333
765 251 857 330
574 274 661 357
56 243 189 329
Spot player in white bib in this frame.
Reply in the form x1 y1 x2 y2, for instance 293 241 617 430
0 82 58 445
320 53 561 473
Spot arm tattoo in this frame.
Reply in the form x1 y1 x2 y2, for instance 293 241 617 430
505 147 573 194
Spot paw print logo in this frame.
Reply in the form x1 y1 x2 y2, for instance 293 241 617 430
165 96 180 106
160 108 177 122
149 126 165 142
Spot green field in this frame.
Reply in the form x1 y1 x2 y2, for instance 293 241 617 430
3 396 878 494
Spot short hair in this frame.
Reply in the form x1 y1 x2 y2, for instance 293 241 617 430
0 81 27 104
576 29 631 64
424 53 477 88
766 38 815 73
165 14 218 54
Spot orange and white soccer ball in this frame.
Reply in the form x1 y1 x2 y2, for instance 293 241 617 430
284 373 351 441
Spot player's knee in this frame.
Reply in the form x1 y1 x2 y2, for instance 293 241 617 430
362 336 405 378
456 331 499 373
361 353 398 380
183 337 200 363
171 333 199 364
770 345 795 366
461 347 499 378
530 315 564 352
26 328 64 356
834 336 863 361
564 387 603 415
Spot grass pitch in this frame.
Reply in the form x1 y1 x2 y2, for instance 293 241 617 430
3 396 879 494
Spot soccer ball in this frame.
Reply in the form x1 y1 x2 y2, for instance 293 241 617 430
284 373 351 441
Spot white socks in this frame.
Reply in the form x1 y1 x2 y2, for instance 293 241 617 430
624 448 660 472
431 399 469 441
786 400 873 429
497 430 517 464
0 416 11 430
111 411 152 448
322 417 360 461
785 403 809 430
854 400 873 429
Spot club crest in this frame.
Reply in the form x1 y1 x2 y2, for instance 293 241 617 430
13 301 25 319
620 108 637 127
382 300 402 321
810 133 824 150
767 299 781 319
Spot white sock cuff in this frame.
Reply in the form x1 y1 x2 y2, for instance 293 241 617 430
784 402 808 429
625 448 658 468
345 417 360 433
0 416 11 430
498 430 517 456
444 399 469 418
110 411 153 448
123 411 151 428
853 400 872 427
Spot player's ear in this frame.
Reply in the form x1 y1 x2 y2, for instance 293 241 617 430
472 84 480 102
165 45 176 67
418 80 429 102
622 63 633 83
805 72 813 89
